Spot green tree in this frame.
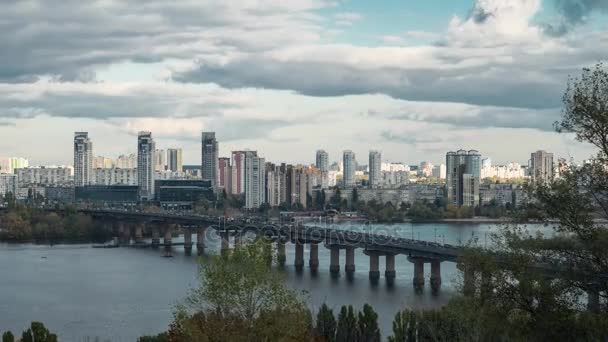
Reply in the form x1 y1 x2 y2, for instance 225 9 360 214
357 304 380 342
315 303 337 342
172 238 310 341
20 322 57 342
335 305 357 342
2 331 14 342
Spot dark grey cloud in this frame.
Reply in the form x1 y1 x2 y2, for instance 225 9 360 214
0 83 244 120
386 107 560 131
381 131 443 145
173 56 568 109
0 0 329 82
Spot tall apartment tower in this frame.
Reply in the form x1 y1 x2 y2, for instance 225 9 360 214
446 150 481 207
231 151 248 195
218 157 232 191
316 150 329 172
369 150 382 188
154 149 165 172
137 131 156 200
201 132 218 189
74 132 93 187
530 150 554 184
244 151 265 209
167 148 183 172
343 150 356 187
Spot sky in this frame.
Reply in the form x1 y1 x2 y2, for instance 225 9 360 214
0 0 607 166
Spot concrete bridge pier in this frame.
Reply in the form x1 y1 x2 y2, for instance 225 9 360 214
430 260 442 294
184 230 193 255
309 243 319 273
345 247 355 278
587 287 600 313
369 253 380 284
163 226 173 256
233 233 242 249
119 223 130 245
196 228 206 255
294 242 304 272
329 247 340 276
151 226 160 248
412 258 425 291
134 224 144 244
385 254 396 286
277 242 286 266
220 231 230 255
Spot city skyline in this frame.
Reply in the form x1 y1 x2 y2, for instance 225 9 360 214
0 1 605 165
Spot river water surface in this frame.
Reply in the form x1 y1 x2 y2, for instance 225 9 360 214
0 222 550 341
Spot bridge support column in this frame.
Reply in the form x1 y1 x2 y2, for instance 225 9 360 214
119 223 130 245
385 254 396 285
277 242 286 266
135 224 144 244
234 233 242 249
345 247 355 277
413 259 425 291
196 228 206 255
430 260 442 294
587 287 600 313
163 226 173 257
330 247 340 276
309 243 319 273
369 253 380 283
220 231 230 255
151 226 160 248
294 242 304 272
184 230 193 255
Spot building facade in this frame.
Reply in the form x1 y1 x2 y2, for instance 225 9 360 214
0 174 17 198
369 150 382 188
231 151 247 195
137 131 156 200
530 150 554 184
446 149 481 207
74 132 93 187
166 148 183 172
201 132 218 189
343 150 356 188
94 168 137 185
244 151 265 209
15 167 72 187
218 157 231 191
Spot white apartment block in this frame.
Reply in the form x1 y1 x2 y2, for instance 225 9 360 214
15 167 73 187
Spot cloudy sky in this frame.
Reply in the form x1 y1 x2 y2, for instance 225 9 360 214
1 0 607 166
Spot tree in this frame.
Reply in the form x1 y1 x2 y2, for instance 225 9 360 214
2 331 14 342
357 304 380 342
19 322 57 342
335 305 357 342
315 303 337 342
172 238 311 340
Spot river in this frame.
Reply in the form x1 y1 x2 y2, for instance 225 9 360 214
0 222 550 341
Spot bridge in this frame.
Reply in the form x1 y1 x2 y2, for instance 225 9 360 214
2 207 603 311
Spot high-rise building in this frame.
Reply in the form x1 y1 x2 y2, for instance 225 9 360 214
244 151 265 209
116 154 136 169
446 149 481 207
343 150 356 187
94 168 137 185
231 151 247 194
0 173 17 197
265 163 283 207
218 157 231 191
93 156 114 169
530 150 554 184
432 164 447 180
74 132 93 187
316 150 329 172
137 131 156 200
201 132 218 189
369 150 382 188
166 148 183 172
154 149 165 172
16 167 72 187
